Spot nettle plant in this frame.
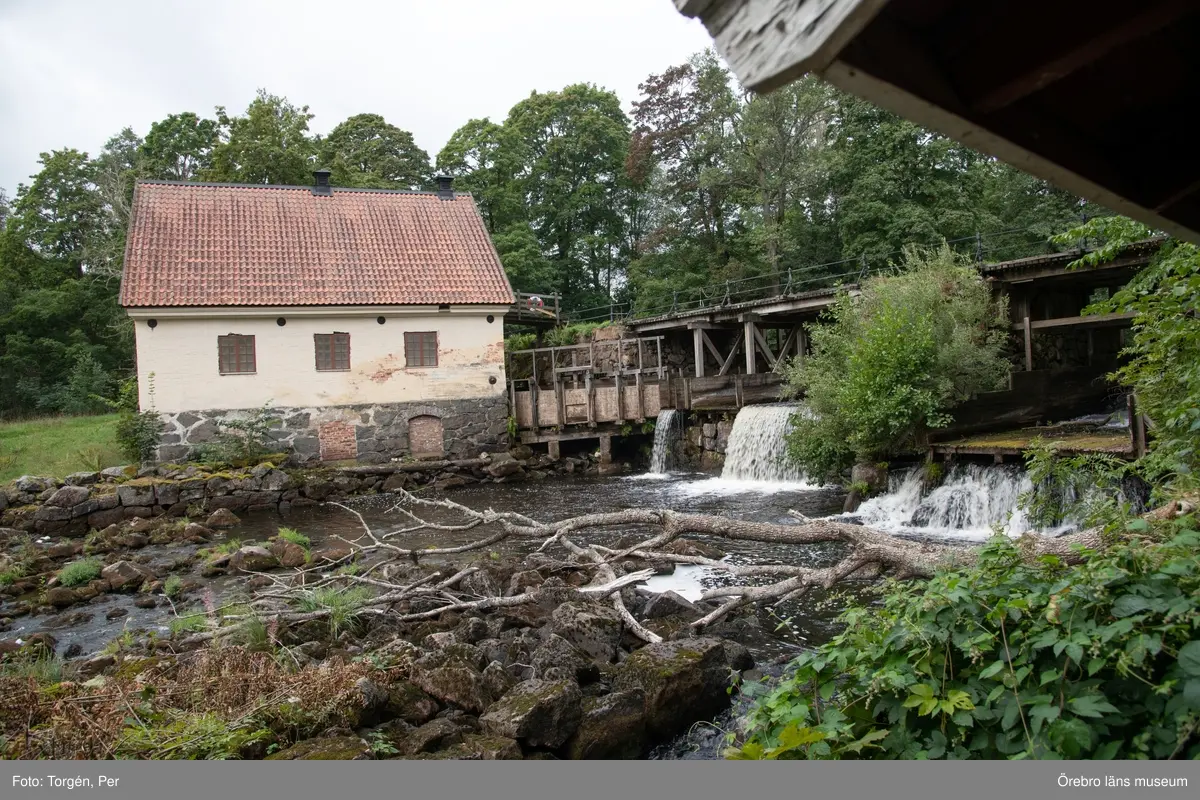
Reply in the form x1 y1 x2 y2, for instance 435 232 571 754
730 514 1200 760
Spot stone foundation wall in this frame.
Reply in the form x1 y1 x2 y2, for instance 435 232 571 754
673 412 734 472
156 395 509 465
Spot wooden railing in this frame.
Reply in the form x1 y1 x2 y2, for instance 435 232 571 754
506 292 561 325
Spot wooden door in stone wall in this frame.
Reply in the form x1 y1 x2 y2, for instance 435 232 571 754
408 415 445 458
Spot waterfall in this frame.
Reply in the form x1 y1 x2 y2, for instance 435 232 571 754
853 464 1037 540
648 409 683 474
720 403 809 483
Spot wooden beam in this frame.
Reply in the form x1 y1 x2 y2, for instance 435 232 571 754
693 327 706 378
700 330 724 365
1022 315 1033 372
972 0 1194 113
682 0 892 93
717 331 744 377
744 319 758 375
1010 311 1137 331
751 324 779 369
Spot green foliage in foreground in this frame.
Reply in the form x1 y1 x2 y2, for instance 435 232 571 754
730 515 1200 760
783 245 1010 481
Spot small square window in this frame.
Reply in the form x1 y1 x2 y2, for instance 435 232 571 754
218 334 256 374
315 332 351 371
404 331 438 367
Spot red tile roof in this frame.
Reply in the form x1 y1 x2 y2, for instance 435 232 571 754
119 181 515 307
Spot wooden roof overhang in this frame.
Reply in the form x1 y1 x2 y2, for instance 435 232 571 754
675 0 1200 245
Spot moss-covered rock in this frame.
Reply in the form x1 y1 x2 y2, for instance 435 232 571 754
264 735 372 760
410 651 491 714
385 681 441 726
612 637 730 739
565 689 647 759
480 678 582 749
549 601 622 663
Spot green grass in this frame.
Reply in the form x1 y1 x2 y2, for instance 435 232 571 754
58 557 103 587
0 414 123 482
169 612 209 636
276 527 310 549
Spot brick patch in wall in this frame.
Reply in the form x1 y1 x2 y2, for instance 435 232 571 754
408 415 445 457
319 421 358 461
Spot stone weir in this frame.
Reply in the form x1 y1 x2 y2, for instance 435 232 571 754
0 448 625 537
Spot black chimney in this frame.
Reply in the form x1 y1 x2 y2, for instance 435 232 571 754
312 169 332 196
435 174 454 200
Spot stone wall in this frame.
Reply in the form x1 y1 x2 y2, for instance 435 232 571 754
668 412 734 472
156 395 509 465
0 447 625 538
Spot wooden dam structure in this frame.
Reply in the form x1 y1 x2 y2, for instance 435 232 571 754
505 239 1161 460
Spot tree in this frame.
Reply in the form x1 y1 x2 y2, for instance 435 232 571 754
502 84 633 308
436 118 516 233
88 129 144 279
206 90 316 185
3 149 103 280
320 113 431 190
141 112 219 181
783 245 1011 480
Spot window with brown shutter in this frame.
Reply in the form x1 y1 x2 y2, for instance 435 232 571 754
315 332 351 371
218 334 256 374
404 331 438 367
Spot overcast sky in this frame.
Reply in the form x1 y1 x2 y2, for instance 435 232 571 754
0 0 714 195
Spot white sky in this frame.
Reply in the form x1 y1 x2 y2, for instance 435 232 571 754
0 0 714 194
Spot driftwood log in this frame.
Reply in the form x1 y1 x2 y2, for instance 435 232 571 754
181 490 1194 647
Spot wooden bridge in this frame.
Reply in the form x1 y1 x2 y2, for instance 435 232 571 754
505 239 1160 448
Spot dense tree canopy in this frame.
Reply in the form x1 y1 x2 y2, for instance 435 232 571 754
0 51 1108 416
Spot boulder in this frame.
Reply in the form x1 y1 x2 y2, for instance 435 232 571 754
549 601 623 663
480 678 582 749
270 540 308 569
612 637 731 739
182 523 214 542
530 634 598 684
261 470 292 492
410 651 492 714
205 508 241 528
79 654 115 677
565 689 648 759
381 474 409 492
385 682 441 726
64 471 100 487
45 485 90 508
116 484 155 507
642 590 701 620
45 587 79 608
14 475 53 493
101 560 155 591
228 546 279 573
506 570 543 596
264 736 372 760
395 718 465 755
134 596 157 609
100 466 132 480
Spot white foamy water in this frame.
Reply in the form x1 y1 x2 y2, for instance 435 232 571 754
853 464 1041 540
641 564 714 602
648 409 683 474
721 403 812 484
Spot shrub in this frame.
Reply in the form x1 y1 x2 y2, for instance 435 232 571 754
169 612 208 636
163 575 183 598
197 403 280 468
730 514 1200 760
276 527 310 549
544 321 607 347
105 377 162 463
0 564 28 586
783 245 1010 481
57 558 102 587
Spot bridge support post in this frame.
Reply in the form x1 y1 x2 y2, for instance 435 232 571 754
693 327 706 377
744 319 757 374
547 440 561 461
599 435 612 465
1022 315 1033 371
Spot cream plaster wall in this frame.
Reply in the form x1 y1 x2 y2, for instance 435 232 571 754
129 306 508 413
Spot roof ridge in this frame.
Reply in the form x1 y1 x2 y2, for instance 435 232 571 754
135 179 472 198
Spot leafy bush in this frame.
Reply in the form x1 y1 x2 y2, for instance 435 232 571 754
163 575 183 598
197 403 280 468
1021 440 1147 529
783 245 1010 481
731 515 1200 760
297 586 373 638
276 527 310 549
106 376 162 463
544 321 608 348
169 612 209 636
0 563 28 586
1052 218 1200 492
38 352 115 415
504 332 537 352
57 558 102 587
